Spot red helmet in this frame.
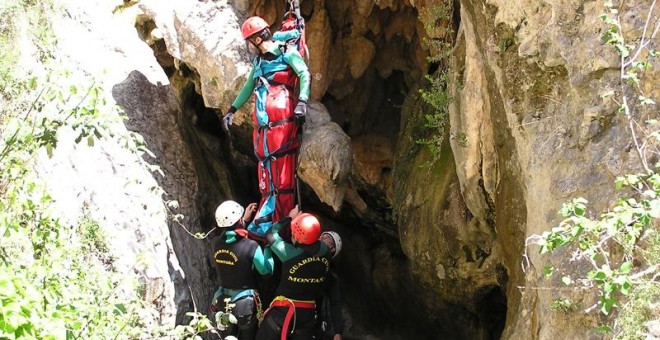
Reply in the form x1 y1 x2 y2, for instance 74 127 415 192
291 213 321 245
241 16 269 40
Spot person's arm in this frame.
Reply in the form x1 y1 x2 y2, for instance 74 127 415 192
267 217 304 261
228 67 256 112
283 50 310 102
273 30 300 42
328 272 344 337
252 245 274 275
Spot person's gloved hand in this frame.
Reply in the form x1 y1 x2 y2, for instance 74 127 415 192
222 106 237 132
294 101 307 125
265 231 275 247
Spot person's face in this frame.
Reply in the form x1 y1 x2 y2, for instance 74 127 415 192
320 234 336 256
247 36 262 54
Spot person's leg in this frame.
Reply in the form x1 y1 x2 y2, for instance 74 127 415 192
256 308 286 340
234 298 258 340
290 309 317 340
237 314 258 340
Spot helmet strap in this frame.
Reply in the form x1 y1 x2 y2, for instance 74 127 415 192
248 37 263 49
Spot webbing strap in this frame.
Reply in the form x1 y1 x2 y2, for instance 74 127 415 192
213 287 256 303
253 214 273 225
256 74 295 93
261 188 295 197
271 299 315 309
258 116 295 131
256 142 300 164
261 296 315 340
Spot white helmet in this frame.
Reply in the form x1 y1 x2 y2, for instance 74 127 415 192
215 200 244 227
321 231 342 258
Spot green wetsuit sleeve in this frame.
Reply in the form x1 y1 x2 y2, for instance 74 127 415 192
231 67 255 110
273 30 300 41
269 218 303 261
271 217 291 233
283 49 311 102
253 245 273 275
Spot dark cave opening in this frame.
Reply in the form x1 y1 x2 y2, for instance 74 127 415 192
180 82 224 138
320 68 407 139
477 286 508 340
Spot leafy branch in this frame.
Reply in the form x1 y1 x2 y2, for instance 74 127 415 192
600 0 659 172
525 1 659 336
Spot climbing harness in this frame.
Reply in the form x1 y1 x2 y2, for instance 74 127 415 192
260 295 316 340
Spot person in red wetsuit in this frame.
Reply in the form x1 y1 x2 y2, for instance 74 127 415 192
222 16 311 240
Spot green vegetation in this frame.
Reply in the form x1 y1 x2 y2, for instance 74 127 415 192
530 2 658 337
416 0 455 166
0 0 164 338
0 1 227 338
550 298 579 314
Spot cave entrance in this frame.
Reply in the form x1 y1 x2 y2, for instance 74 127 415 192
322 69 407 139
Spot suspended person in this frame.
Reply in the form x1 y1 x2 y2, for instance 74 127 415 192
222 15 311 241
316 231 344 340
210 200 274 340
256 207 331 340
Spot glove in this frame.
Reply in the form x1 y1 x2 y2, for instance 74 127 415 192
264 231 275 247
222 106 237 132
294 101 307 125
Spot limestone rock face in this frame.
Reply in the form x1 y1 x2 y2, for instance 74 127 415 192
438 0 658 338
138 0 251 109
306 5 333 100
37 0 237 326
343 35 376 79
298 103 353 211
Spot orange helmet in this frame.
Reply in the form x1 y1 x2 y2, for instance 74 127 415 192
241 16 269 40
291 213 321 245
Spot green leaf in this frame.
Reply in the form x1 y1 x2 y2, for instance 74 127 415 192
619 261 632 274
588 270 608 283
620 280 631 295
601 298 616 315
45 143 53 158
87 135 94 147
544 266 554 277
114 304 127 315
595 324 613 334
